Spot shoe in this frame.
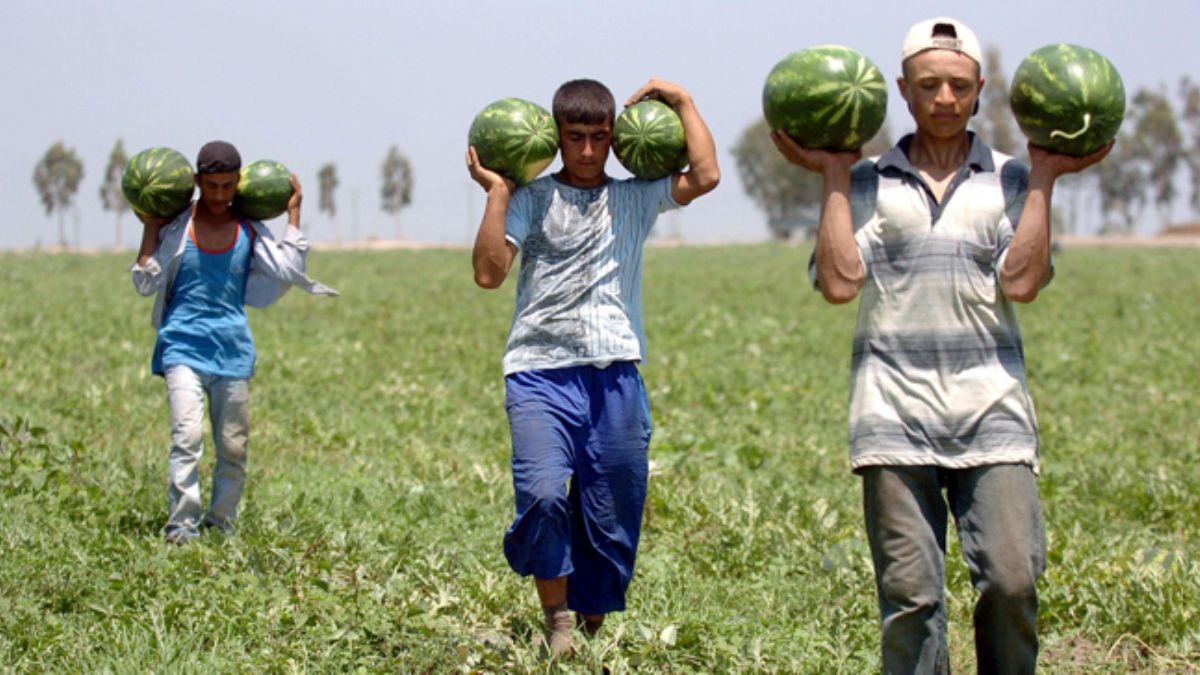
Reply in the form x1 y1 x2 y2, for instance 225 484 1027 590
164 528 198 546
543 605 576 659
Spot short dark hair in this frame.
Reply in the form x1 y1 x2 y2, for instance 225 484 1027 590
552 79 615 126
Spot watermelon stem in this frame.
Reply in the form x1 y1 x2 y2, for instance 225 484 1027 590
1049 113 1092 141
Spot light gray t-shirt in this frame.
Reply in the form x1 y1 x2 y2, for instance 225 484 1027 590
502 174 678 375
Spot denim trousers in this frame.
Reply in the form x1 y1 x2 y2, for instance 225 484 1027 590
163 364 250 536
861 463 1046 675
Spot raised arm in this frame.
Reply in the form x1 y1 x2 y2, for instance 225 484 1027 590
770 130 864 304
625 78 720 205
1000 141 1113 303
466 147 518 289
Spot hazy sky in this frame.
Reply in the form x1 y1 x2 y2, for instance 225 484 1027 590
3 0 1197 250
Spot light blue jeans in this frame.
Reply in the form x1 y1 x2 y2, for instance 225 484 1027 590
163 364 250 537
862 464 1046 675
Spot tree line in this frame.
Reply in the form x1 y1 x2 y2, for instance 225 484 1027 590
734 46 1200 239
32 142 414 249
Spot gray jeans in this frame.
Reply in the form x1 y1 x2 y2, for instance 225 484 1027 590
164 364 250 536
861 464 1046 675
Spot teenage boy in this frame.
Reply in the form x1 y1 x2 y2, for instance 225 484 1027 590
466 78 719 657
770 19 1112 673
130 141 337 546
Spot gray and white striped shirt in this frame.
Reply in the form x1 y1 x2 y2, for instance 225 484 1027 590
814 134 1045 472
502 174 678 375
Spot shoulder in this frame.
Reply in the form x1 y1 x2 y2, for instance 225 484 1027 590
993 152 1030 200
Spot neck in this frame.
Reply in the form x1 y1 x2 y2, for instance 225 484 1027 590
193 201 235 226
907 131 972 172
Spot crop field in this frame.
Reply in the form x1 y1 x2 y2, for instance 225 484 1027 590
1 244 1198 671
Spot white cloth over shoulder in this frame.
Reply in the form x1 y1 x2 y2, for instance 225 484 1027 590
129 205 338 328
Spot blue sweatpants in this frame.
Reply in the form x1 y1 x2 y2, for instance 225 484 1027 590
503 362 652 615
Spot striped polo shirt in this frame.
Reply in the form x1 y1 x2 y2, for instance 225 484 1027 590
814 133 1045 472
502 174 678 375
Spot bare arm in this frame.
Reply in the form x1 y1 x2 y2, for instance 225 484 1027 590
466 147 518 289
1000 141 1113 303
625 78 720 205
770 130 864 304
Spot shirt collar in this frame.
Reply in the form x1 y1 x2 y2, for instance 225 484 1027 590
877 131 995 176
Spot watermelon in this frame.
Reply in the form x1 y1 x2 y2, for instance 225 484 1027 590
1009 44 1125 156
762 45 887 151
121 147 194 218
613 99 688 180
234 160 293 220
468 98 558 186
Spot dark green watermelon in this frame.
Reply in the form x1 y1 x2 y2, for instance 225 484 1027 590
468 98 558 186
121 147 194 217
234 160 292 220
613 100 688 180
1009 44 1125 156
763 45 887 151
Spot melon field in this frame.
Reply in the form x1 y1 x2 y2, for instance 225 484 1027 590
1 245 1198 671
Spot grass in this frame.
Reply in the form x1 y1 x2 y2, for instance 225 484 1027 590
0 244 1197 671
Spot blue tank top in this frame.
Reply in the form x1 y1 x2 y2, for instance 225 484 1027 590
152 220 256 378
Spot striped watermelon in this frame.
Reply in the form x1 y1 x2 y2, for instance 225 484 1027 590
613 99 688 180
121 147 194 217
234 160 292 221
1009 44 1125 156
468 98 558 186
763 46 887 151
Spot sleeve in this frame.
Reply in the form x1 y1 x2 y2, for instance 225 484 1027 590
503 187 533 251
809 161 877 291
630 176 679 241
128 211 189 296
995 159 1054 288
245 223 338 307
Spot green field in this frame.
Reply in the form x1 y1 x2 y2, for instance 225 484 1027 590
1 245 1198 671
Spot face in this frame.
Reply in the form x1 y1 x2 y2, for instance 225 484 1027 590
194 171 240 214
898 50 984 139
557 119 611 186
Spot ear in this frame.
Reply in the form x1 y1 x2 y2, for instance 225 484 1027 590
895 75 911 105
193 173 202 187
972 77 986 116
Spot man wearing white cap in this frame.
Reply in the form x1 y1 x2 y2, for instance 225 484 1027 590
771 17 1111 673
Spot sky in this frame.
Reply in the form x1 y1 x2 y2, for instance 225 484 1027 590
2 0 1198 250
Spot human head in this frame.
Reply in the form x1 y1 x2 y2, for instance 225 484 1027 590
194 140 242 215
897 18 985 137
552 79 614 186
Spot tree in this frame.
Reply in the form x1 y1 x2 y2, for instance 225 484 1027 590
33 141 85 248
1093 130 1146 234
1179 77 1200 214
975 46 1022 156
380 146 413 240
99 139 130 248
1128 86 1183 228
317 162 340 243
733 119 891 240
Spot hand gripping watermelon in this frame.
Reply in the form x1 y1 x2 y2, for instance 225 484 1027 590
613 99 688 180
1009 44 1125 156
468 98 558 186
234 160 293 220
121 147 195 218
763 45 887 151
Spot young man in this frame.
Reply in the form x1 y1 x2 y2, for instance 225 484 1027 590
770 19 1111 673
466 78 719 657
130 141 337 546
